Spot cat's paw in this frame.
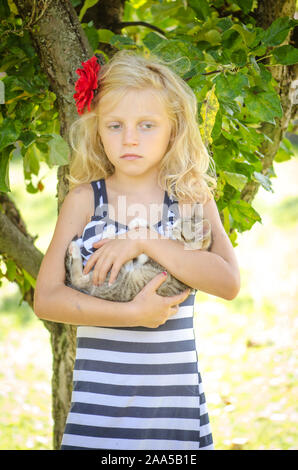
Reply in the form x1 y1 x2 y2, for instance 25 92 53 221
136 253 149 265
68 241 81 259
128 217 149 231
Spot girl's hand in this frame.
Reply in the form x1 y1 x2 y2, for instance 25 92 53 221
130 271 191 328
83 227 148 286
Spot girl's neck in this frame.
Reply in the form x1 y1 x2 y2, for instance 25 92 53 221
107 171 161 196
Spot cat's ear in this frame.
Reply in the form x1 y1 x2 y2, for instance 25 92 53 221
181 219 194 240
171 220 183 241
190 218 211 248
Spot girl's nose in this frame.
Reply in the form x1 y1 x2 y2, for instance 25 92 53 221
122 126 139 145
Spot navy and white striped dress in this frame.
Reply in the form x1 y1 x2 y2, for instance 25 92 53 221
61 178 214 450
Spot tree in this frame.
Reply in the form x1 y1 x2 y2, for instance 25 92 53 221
0 0 297 449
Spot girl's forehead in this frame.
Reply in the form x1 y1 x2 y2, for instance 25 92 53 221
98 88 167 116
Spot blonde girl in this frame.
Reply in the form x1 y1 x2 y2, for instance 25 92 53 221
34 49 240 450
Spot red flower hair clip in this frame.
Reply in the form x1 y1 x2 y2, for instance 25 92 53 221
73 54 105 115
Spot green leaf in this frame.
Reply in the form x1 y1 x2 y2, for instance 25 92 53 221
5 259 17 282
110 35 136 48
272 45 298 65
219 98 241 117
188 0 211 20
215 72 249 101
0 118 21 152
204 29 222 46
245 89 283 124
151 1 181 18
35 140 49 155
231 49 247 67
222 206 230 234
82 24 99 51
79 0 99 21
262 17 298 47
200 85 219 147
251 171 273 192
0 150 10 192
19 131 36 148
235 0 253 13
0 0 10 17
229 199 262 232
274 137 295 162
143 32 166 51
222 30 243 52
230 23 256 47
25 181 39 194
97 29 115 44
149 39 200 75
211 107 222 142
217 17 234 33
23 144 40 176
223 171 248 192
12 76 44 95
23 268 36 288
47 133 70 167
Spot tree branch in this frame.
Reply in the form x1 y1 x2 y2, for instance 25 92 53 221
0 210 43 279
0 193 53 332
0 193 43 279
112 21 166 37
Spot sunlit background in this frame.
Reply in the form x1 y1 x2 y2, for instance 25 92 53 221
0 146 297 450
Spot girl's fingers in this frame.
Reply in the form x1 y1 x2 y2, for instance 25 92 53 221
93 256 114 285
84 243 109 274
83 255 96 274
107 262 122 285
168 288 191 307
93 237 112 248
83 251 102 274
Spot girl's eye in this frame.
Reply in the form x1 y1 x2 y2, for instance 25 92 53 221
107 123 154 130
142 123 154 129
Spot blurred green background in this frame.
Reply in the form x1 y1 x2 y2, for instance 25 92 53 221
0 148 297 450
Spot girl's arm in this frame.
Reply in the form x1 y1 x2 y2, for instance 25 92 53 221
34 184 188 328
140 197 241 300
34 185 136 327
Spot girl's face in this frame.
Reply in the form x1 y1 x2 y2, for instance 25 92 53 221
98 88 172 180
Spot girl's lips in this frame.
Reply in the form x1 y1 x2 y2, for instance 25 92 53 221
120 155 142 160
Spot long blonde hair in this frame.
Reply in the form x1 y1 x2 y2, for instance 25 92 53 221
68 49 217 204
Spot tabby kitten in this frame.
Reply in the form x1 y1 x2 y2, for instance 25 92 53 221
65 204 212 302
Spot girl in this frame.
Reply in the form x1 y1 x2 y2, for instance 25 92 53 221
34 50 240 450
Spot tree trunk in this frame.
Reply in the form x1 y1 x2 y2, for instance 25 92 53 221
241 0 298 204
13 0 93 449
12 0 125 450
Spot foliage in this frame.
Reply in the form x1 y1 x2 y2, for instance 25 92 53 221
0 0 68 194
0 0 297 296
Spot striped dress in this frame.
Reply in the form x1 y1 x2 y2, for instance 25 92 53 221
61 178 214 450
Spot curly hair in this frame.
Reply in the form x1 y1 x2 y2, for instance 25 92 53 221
68 49 217 204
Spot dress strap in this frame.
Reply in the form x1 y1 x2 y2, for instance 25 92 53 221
166 192 180 221
90 179 108 218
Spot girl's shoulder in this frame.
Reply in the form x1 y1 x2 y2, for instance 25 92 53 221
201 196 224 234
65 183 94 226
177 194 214 218
68 182 93 198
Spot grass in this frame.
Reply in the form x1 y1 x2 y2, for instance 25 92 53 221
0 152 297 450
